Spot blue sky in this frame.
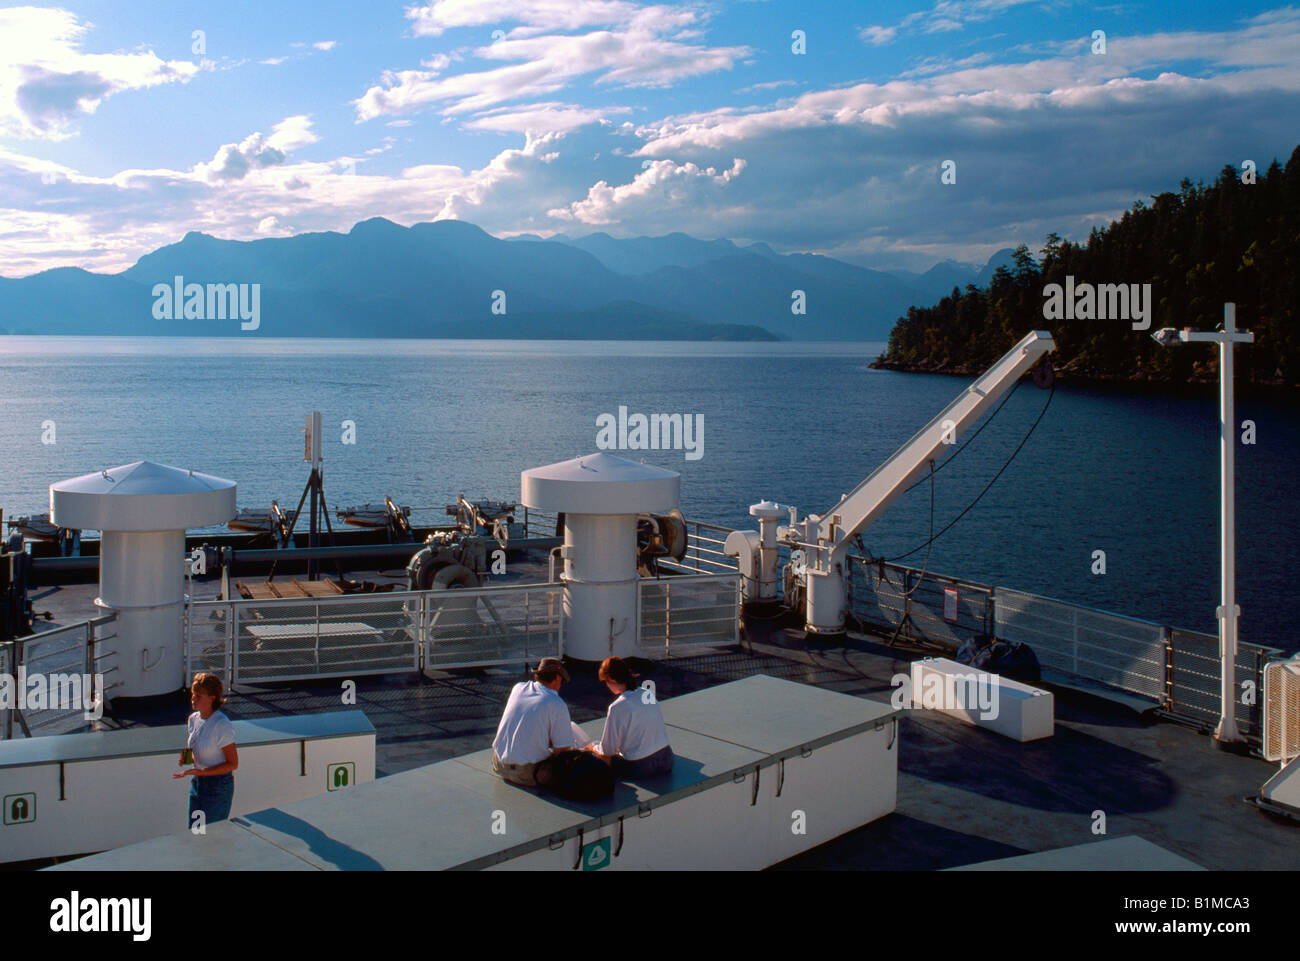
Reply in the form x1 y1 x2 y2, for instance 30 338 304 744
1 0 1298 275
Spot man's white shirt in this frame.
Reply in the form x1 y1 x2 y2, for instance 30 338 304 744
493 681 574 764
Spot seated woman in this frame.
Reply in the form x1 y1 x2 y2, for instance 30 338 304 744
585 657 673 778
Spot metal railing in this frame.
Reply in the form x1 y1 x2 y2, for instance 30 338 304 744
995 588 1166 701
658 520 740 576
638 573 741 656
1 614 119 739
424 583 563 672
850 558 992 651
522 507 561 539
842 553 1280 744
187 584 566 685
1166 626 1273 739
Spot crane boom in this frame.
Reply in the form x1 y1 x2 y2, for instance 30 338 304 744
792 329 1054 633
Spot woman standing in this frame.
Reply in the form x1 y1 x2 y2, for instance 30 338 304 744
173 672 239 825
587 657 673 778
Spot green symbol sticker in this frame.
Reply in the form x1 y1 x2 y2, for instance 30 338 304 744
327 762 356 791
4 792 36 825
582 837 611 871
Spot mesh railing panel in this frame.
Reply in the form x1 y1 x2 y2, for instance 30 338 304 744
995 589 1166 700
187 601 234 683
424 585 562 671
1167 627 1267 739
639 574 740 655
849 558 991 650
233 594 421 683
5 622 98 736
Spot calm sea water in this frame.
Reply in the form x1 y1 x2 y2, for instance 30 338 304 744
1 336 1295 651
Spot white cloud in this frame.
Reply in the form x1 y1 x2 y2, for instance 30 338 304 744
313 41 337 51
859 25 897 46
193 116 319 183
407 0 649 37
465 102 629 135
4 8 1300 277
861 0 1043 47
356 2 749 121
548 157 745 224
0 6 199 139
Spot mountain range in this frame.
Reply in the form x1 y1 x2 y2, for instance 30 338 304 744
0 218 1016 341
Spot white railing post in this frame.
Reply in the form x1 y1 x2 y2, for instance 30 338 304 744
635 580 643 652
664 580 672 656
732 576 741 642
231 604 240 688
419 593 427 672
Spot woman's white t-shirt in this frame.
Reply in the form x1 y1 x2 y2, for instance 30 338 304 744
596 690 670 761
187 710 236 768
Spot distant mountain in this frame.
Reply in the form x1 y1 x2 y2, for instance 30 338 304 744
887 259 981 304
973 247 1019 288
555 231 743 275
0 218 927 340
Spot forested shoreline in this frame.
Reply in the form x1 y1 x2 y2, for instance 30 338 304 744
873 146 1300 390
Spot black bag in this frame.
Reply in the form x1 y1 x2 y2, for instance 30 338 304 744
955 633 994 666
534 751 614 801
956 634 1041 684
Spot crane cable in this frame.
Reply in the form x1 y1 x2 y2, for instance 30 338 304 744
900 377 1024 494
887 378 1056 564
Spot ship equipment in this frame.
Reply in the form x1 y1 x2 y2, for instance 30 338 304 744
727 330 1055 637
446 495 515 547
49 461 237 698
337 497 414 542
521 452 680 661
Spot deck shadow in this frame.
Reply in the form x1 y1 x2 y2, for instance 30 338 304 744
770 813 1027 870
900 714 1175 815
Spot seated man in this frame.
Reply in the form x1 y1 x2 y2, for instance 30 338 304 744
586 657 674 778
491 658 574 787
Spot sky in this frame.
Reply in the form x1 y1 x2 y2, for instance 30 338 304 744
1 0 1298 276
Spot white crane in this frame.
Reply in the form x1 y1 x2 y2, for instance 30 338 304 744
726 330 1056 635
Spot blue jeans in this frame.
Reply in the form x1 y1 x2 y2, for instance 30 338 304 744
188 773 234 826
610 745 673 779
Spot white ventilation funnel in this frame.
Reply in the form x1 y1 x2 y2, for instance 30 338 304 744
521 453 679 661
50 461 237 698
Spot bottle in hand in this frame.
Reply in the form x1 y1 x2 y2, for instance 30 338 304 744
180 747 194 766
